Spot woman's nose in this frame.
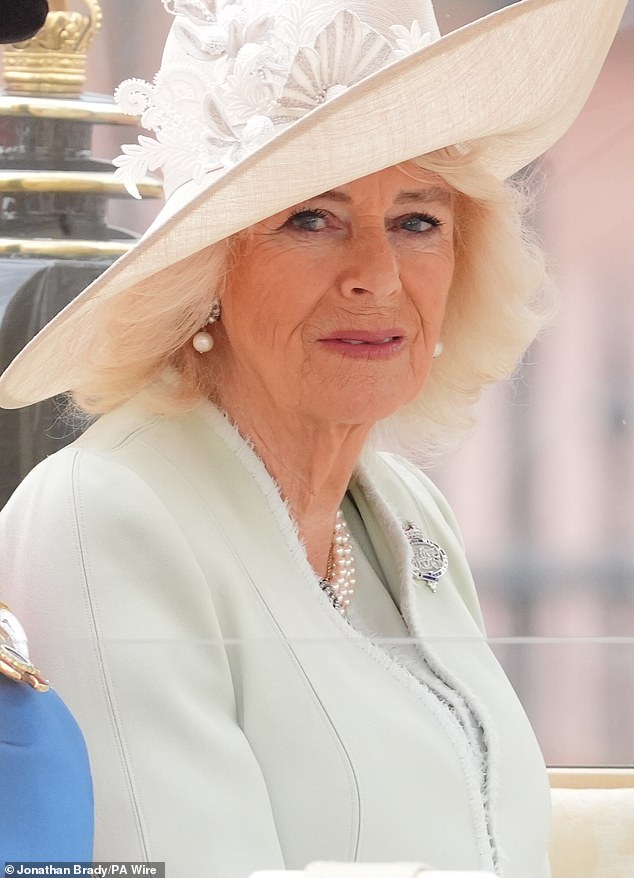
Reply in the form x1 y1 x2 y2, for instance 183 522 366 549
338 230 400 300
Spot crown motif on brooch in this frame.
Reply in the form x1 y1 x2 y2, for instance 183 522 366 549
112 0 435 198
3 0 103 96
402 521 448 593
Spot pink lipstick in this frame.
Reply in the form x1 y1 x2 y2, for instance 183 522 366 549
318 330 406 359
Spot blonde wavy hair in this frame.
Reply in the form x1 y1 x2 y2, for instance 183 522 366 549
72 145 554 460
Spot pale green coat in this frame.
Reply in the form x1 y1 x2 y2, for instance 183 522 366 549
0 402 550 878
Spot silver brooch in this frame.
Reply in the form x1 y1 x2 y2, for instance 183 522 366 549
402 522 448 593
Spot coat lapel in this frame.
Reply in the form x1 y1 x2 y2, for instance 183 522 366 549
350 454 486 644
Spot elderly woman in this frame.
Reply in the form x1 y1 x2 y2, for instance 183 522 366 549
0 0 626 876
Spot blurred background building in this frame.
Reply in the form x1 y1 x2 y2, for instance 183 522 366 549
432 0 634 766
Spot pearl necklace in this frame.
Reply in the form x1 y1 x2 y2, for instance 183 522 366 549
319 510 356 616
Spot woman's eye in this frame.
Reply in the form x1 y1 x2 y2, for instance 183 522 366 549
397 213 442 233
285 209 330 232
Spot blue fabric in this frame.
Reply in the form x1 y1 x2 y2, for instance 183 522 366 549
0 675 93 862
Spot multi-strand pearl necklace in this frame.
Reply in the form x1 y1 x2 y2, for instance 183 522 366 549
319 510 356 616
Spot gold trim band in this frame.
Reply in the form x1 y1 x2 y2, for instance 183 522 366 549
0 238 135 258
0 94 137 126
0 171 162 197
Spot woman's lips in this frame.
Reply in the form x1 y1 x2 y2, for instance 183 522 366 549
318 330 406 359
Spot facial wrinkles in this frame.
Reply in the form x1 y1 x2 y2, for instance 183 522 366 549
300 300 411 346
225 166 454 351
209 163 457 456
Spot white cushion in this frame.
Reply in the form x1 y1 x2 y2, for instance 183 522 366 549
550 788 634 878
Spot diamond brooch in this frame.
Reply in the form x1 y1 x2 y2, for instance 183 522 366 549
402 521 448 593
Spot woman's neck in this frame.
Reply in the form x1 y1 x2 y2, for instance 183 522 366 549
216 395 370 578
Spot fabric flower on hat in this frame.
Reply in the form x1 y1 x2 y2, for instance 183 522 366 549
114 68 224 196
273 9 395 123
221 41 288 117
276 0 343 48
391 20 433 60
172 18 229 58
202 91 275 168
113 130 219 198
112 1 432 199
162 0 216 23
173 3 278 62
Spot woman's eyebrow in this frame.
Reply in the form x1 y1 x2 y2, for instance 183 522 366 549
304 186 452 206
394 187 453 206
309 189 352 203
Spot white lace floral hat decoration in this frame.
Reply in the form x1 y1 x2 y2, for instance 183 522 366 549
113 0 442 200
0 0 627 407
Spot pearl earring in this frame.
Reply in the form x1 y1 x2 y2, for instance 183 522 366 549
192 299 221 353
433 340 444 359
192 331 214 353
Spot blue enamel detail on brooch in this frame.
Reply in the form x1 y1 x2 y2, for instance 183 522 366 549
403 521 448 593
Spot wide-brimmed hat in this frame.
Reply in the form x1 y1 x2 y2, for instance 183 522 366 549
0 0 627 408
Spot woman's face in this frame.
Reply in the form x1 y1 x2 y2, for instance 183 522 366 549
215 162 455 428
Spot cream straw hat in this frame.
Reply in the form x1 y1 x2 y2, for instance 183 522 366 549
0 0 627 408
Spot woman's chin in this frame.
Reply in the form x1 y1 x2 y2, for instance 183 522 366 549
299 391 414 429
297 366 426 428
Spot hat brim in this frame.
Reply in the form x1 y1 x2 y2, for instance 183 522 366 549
0 0 626 407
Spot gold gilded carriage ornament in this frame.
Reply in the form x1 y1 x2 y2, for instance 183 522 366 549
403 522 448 593
0 602 49 691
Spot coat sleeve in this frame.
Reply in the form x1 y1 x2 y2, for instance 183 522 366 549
0 676 93 863
0 446 285 876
